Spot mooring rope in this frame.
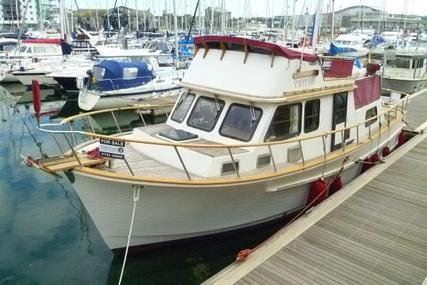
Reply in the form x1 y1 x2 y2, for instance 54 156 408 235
118 185 141 285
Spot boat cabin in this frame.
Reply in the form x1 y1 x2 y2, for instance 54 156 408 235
383 50 427 79
132 36 383 178
2 41 63 61
85 60 155 92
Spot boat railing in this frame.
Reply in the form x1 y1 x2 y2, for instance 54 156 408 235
37 92 410 184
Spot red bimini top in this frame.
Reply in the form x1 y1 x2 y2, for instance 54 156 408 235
22 38 63 45
194 35 318 63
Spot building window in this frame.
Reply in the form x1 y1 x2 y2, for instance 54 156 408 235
365 106 378 127
304 99 320 133
265 103 301 141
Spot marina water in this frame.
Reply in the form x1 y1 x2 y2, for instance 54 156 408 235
0 85 286 285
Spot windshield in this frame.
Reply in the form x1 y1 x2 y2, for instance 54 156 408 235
187 96 224 131
171 93 195 123
220 104 262 142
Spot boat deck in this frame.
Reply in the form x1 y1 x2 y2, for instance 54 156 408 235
203 91 427 285
109 144 197 179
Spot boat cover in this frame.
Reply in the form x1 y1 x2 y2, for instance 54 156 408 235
89 60 155 91
354 76 380 109
194 36 318 62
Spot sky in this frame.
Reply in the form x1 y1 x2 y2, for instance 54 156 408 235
65 0 427 17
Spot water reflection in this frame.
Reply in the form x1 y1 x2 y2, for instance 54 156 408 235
0 83 291 285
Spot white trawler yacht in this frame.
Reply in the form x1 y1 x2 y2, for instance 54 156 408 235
381 48 427 94
29 36 408 250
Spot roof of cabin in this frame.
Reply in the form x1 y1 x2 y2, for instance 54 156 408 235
194 36 318 63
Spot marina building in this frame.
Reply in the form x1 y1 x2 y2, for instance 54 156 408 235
0 0 59 31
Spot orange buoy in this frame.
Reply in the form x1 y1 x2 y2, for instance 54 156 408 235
32 80 41 124
329 176 343 195
236 249 254 262
382 146 391 157
307 178 328 207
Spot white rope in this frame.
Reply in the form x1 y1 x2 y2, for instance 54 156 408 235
118 185 141 285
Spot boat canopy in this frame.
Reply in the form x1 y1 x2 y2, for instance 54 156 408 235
194 36 318 63
89 60 155 91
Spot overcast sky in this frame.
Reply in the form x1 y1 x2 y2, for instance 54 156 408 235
66 0 426 17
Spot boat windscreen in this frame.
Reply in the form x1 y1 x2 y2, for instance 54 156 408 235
187 96 224 131
220 104 262 142
171 93 195 123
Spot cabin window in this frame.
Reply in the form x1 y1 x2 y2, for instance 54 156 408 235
123 67 139 80
171 93 195 123
26 47 33 54
93 66 106 80
34 46 47 54
304 100 320 133
412 59 424 69
333 92 347 125
17 46 27 53
220 103 262 142
387 58 410 69
187 96 224 131
265 103 301 141
365 106 378 127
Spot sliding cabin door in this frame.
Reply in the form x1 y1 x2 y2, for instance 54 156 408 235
331 92 349 151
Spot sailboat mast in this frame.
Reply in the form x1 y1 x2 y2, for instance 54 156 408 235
59 0 65 38
331 0 335 40
135 0 139 30
173 0 179 60
15 0 20 30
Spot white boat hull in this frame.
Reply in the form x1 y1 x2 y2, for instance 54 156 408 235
0 71 18 82
71 125 402 249
12 72 58 86
78 87 181 111
382 77 427 94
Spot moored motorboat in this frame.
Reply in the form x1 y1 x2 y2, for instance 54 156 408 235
381 48 427 94
77 59 183 111
28 36 409 250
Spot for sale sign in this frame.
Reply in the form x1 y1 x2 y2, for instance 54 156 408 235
99 138 125 159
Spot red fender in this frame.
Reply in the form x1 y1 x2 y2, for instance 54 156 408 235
329 176 343 195
307 178 328 207
32 80 41 123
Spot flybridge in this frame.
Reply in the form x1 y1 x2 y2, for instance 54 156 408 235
194 36 318 63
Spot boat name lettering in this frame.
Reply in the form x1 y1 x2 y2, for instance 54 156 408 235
294 76 315 88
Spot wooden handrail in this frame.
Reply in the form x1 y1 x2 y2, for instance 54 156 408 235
40 94 408 150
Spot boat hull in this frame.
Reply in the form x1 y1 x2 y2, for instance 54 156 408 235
78 87 181 111
0 71 18 82
12 72 58 86
382 77 427 94
71 123 402 250
52 76 78 92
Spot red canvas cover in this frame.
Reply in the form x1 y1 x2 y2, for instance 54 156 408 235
22 38 62 45
354 76 381 109
194 36 318 62
322 58 354 78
